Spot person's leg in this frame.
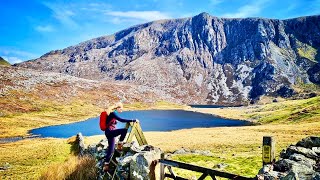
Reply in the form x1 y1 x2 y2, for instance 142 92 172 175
107 128 127 150
103 136 115 172
117 128 128 150
105 136 115 163
117 128 128 142
104 129 127 161
107 128 128 141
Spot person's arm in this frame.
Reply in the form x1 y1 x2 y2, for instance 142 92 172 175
113 112 136 123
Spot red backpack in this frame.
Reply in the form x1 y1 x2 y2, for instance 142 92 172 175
99 111 108 131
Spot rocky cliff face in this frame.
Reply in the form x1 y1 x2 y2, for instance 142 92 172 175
17 13 320 105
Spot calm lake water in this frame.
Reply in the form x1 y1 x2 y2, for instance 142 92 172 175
29 110 249 138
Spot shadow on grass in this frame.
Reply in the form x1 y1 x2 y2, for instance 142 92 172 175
67 136 80 155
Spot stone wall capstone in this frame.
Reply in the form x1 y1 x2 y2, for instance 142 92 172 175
257 136 320 180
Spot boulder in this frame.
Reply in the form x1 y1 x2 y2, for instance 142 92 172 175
289 154 316 169
117 142 162 180
257 136 320 180
281 145 318 160
297 137 320 149
77 137 163 180
312 172 320 180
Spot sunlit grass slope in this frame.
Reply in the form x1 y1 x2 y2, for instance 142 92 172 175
0 138 70 179
192 96 320 124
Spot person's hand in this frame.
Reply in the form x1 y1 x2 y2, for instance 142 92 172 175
135 119 140 123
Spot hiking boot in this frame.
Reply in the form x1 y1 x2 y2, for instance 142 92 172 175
103 162 109 172
117 142 124 151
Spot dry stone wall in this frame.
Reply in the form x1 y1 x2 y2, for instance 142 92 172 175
257 136 320 180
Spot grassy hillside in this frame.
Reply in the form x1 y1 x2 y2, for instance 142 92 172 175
0 66 185 138
193 95 320 124
0 138 70 179
0 57 10 66
247 96 320 123
147 121 320 178
0 65 319 179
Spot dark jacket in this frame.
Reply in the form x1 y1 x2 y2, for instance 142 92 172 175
106 111 135 130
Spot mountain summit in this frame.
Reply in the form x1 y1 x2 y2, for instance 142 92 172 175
17 13 320 105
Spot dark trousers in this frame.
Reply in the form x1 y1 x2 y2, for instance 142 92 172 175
104 128 127 163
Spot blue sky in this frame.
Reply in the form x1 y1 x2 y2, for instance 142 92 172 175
1 0 319 64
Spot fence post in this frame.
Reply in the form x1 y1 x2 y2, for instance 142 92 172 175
160 153 165 180
262 136 275 166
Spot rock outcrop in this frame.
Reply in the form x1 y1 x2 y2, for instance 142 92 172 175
77 134 162 180
17 13 320 105
257 136 320 179
0 65 180 116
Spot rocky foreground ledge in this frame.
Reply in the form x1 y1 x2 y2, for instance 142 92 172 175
257 136 320 180
74 134 320 180
75 133 162 180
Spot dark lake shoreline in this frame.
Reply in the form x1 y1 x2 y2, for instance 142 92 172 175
29 109 250 138
189 104 243 108
0 135 40 144
1 109 251 143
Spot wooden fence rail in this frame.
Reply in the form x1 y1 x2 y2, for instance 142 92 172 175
105 122 270 180
159 157 254 180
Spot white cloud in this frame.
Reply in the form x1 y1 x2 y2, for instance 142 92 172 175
109 17 124 25
42 2 78 28
2 56 23 64
105 11 171 23
0 48 39 64
80 2 112 12
35 25 55 32
222 0 270 18
0 49 37 58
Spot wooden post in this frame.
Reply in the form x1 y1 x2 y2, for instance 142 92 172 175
262 136 275 166
125 121 148 146
160 153 165 180
135 122 148 145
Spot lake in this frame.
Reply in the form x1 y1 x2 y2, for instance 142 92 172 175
29 110 249 138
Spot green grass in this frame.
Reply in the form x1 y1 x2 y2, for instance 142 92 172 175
0 57 10 66
296 40 318 62
294 79 320 93
0 93 186 138
193 95 320 125
0 138 71 179
0 88 181 138
167 139 309 179
126 100 188 110
0 82 319 179
0 99 101 138
245 96 320 124
171 153 260 179
39 155 97 180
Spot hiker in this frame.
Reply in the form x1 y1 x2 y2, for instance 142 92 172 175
103 102 138 172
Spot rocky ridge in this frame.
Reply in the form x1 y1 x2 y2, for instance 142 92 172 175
17 13 320 105
0 65 179 116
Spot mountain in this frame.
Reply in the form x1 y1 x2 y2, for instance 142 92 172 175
17 13 320 105
0 57 10 66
